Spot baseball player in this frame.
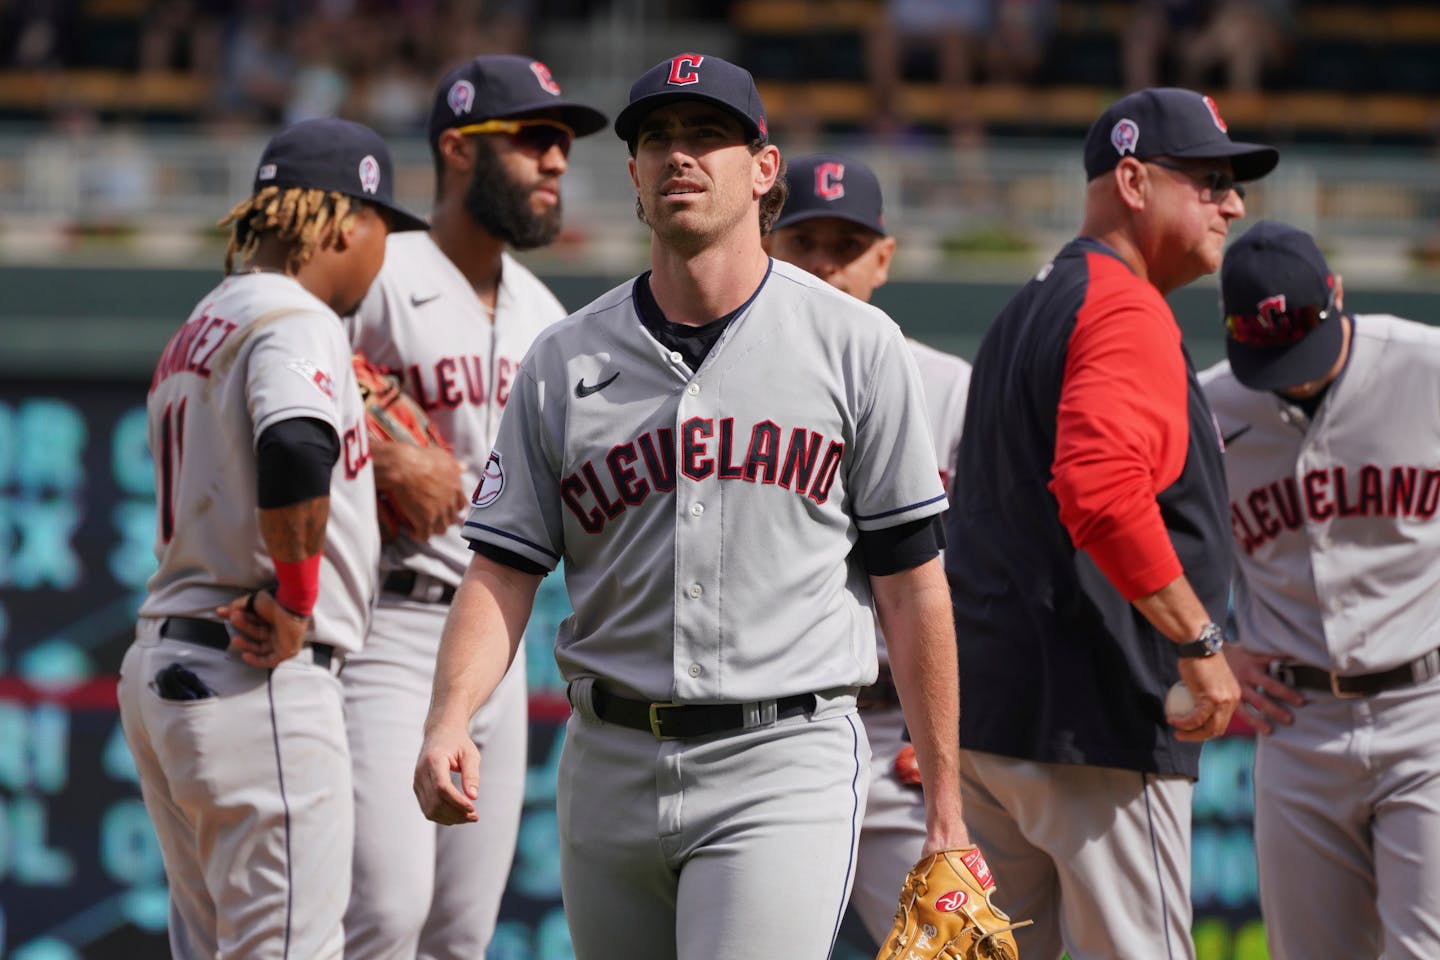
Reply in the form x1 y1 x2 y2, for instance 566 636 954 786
413 53 975 959
1200 221 1440 960
340 55 606 960
118 118 426 959
762 152 972 947
947 88 1271 958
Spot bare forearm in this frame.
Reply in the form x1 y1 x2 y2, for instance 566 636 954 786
1131 573 1213 643
426 553 540 732
258 496 328 560
873 558 967 847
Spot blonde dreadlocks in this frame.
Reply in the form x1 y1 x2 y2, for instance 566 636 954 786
218 186 360 275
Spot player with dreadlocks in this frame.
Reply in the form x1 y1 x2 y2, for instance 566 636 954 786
120 118 426 960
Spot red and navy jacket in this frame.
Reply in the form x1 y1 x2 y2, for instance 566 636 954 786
946 237 1231 778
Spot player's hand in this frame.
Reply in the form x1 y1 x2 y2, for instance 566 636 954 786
1170 652 1241 742
215 591 310 669
372 442 469 539
414 723 481 825
1224 644 1306 735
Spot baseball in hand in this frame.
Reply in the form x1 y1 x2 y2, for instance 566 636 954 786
1165 682 1196 718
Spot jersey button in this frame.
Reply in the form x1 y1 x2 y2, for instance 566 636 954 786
686 383 700 396
669 351 684 364
688 664 702 677
687 583 703 599
690 503 704 517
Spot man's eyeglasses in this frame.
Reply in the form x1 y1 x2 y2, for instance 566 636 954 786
1226 287 1334 346
1146 159 1246 204
453 118 574 156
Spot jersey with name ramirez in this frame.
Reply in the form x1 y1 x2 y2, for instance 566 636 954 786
140 273 378 653
464 259 947 703
1200 314 1440 673
347 232 566 585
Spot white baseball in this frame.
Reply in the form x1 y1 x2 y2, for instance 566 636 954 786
1165 682 1196 718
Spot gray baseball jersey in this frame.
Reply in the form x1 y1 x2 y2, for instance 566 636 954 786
341 232 566 959
138 272 378 649
346 232 567 585
1202 312 1440 960
1200 314 1440 673
123 271 376 959
463 259 948 703
907 337 971 497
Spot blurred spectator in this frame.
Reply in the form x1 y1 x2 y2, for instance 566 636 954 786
283 11 350 122
2 0 80 68
139 0 227 75
214 1 296 124
984 0 1054 85
866 0 990 140
1125 0 1291 93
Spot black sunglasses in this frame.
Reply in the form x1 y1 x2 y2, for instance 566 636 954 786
1146 159 1246 204
1226 286 1335 346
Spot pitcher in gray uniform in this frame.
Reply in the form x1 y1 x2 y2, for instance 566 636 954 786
1200 221 1440 960
341 55 605 960
413 53 974 959
763 152 973 949
118 118 425 960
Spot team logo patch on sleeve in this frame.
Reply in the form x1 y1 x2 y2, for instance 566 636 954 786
286 359 336 400
472 450 505 507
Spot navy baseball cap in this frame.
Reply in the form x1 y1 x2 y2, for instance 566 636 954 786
254 118 427 231
1083 87 1278 183
773 154 886 235
428 55 608 146
1221 221 1343 390
614 53 767 145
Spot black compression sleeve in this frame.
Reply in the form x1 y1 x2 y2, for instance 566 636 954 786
470 538 549 576
857 515 946 576
256 417 340 508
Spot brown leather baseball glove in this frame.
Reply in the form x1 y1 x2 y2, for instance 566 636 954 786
352 352 450 539
877 846 1030 960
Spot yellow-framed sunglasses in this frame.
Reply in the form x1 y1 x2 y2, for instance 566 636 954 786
452 118 576 156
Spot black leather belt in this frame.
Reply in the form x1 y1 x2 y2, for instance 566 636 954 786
857 664 901 711
160 617 336 671
383 570 457 605
590 684 816 740
1271 648 1440 699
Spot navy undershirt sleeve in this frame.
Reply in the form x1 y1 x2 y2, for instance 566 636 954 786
256 417 339 508
858 515 946 576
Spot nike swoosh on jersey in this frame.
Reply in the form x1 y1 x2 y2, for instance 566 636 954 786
575 372 620 398
1222 425 1253 447
410 292 441 307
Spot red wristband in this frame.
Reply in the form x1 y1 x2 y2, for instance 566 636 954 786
273 553 321 618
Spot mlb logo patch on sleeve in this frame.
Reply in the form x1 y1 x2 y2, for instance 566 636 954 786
287 358 336 400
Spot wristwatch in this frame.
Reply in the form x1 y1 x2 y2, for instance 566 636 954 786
1175 621 1226 659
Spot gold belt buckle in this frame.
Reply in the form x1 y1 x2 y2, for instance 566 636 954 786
648 702 682 740
1328 672 1364 700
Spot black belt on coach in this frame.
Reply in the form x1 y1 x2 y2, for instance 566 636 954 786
1270 647 1440 699
382 570 457 605
160 616 336 671
590 683 816 740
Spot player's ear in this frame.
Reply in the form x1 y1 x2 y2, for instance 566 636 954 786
1333 273 1344 313
437 129 474 177
752 144 781 199
1111 157 1148 212
627 155 639 191
872 236 897 286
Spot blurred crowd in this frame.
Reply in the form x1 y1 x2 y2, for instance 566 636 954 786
0 0 547 132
